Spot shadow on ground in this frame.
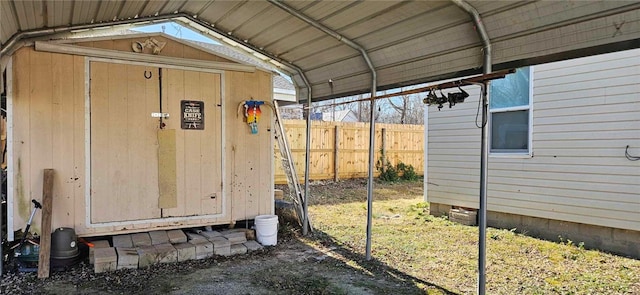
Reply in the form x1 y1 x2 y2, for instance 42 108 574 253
300 226 459 295
1 223 457 295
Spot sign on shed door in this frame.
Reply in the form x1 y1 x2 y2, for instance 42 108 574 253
89 62 223 224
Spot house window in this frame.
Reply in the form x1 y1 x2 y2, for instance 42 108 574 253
489 67 532 154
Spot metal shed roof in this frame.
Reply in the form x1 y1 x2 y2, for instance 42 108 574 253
1 0 640 102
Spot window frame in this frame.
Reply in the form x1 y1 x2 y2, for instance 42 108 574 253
489 67 534 158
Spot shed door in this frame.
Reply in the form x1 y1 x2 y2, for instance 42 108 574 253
90 62 223 223
160 68 223 217
90 62 161 223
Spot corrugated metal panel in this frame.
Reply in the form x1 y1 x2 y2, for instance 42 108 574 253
195 1 242 24
249 15 313 53
0 1 18 42
289 43 356 68
321 1 404 30
486 1 634 39
226 5 280 40
13 0 43 29
427 48 640 231
291 1 357 20
356 5 467 50
340 2 449 40
71 1 100 25
119 0 147 19
2 0 640 102
139 0 168 18
159 0 186 15
94 0 122 22
279 2 408 62
215 2 271 33
470 0 531 15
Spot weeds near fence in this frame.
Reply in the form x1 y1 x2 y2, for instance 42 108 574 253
376 150 419 182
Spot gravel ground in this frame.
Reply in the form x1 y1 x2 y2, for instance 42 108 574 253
1 223 433 295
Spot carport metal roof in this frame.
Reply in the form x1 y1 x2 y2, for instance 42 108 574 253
2 0 640 102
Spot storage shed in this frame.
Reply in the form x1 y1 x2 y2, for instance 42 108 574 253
5 33 275 239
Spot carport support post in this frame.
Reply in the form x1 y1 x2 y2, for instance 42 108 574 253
303 97 312 235
266 0 378 260
478 82 489 295
365 84 376 261
451 0 492 293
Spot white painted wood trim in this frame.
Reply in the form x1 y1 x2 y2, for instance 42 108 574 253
35 41 255 73
423 103 429 203
270 74 276 215
489 105 530 113
489 66 534 158
51 32 256 70
220 72 228 220
87 57 225 75
87 214 231 228
84 58 92 228
6 57 14 241
52 32 172 44
528 67 535 157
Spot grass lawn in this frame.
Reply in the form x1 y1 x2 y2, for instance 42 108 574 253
302 179 640 294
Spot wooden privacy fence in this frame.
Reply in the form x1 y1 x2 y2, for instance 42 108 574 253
275 120 424 184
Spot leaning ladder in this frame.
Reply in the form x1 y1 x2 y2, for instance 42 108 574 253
272 100 312 232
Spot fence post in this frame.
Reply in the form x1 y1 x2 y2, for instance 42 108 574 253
334 125 340 181
381 127 387 167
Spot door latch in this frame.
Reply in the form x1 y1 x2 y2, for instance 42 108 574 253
151 113 170 119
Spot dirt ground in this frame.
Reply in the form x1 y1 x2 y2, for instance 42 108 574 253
1 226 435 295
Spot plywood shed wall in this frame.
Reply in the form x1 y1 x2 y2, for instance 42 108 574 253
8 35 273 239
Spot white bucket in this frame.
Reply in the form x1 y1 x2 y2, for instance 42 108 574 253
255 215 278 246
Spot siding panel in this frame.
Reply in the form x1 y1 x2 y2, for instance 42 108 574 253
427 48 640 231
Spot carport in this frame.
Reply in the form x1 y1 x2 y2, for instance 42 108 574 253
2 1 640 292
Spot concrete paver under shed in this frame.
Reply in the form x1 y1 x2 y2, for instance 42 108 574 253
131 233 152 247
94 247 117 273
173 242 197 262
149 231 170 245
167 230 188 244
89 240 111 264
116 247 139 270
154 243 178 264
112 235 133 248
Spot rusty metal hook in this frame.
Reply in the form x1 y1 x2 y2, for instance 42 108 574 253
144 71 152 79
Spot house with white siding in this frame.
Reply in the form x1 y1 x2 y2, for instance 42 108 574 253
425 48 640 258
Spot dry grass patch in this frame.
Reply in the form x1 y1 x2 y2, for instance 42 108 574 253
305 180 640 294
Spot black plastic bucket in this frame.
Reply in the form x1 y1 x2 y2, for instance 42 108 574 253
51 227 79 259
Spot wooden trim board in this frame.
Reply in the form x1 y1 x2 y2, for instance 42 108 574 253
158 129 178 209
35 41 255 73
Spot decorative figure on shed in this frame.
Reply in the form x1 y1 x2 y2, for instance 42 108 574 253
131 38 167 55
240 99 265 134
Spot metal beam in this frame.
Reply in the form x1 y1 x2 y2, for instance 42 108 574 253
451 1 492 294
266 0 378 258
325 70 513 108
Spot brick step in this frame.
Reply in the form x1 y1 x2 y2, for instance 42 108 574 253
92 227 267 273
